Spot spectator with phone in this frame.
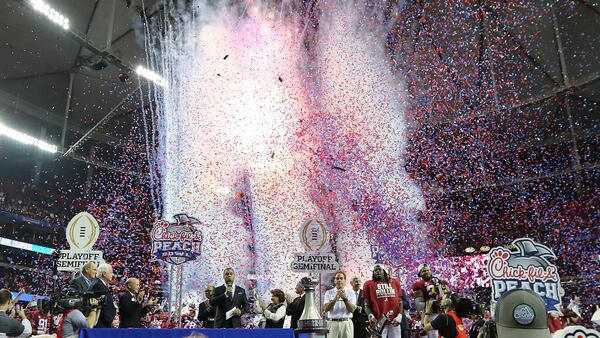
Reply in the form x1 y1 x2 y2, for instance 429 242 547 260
0 289 32 338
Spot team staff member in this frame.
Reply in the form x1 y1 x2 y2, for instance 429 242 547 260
324 271 357 338
197 284 216 328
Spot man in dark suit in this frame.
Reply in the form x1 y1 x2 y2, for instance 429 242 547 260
350 276 369 338
119 278 157 328
285 277 309 330
90 263 117 328
210 268 248 328
68 262 97 294
197 284 216 328
68 262 98 316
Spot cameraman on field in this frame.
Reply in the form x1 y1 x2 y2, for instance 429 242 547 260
57 298 100 338
423 294 477 338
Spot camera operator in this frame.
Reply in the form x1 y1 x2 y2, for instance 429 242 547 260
423 294 480 338
0 289 32 338
57 298 100 338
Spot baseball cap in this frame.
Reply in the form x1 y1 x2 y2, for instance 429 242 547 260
494 289 551 338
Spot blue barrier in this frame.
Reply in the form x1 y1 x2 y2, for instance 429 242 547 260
79 328 294 338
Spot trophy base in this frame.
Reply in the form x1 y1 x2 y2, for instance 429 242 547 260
296 327 329 338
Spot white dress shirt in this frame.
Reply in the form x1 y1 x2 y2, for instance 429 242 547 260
323 287 356 319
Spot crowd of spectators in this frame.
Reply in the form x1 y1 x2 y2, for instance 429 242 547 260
0 181 73 228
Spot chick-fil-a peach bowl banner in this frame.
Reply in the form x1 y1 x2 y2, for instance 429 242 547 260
151 213 203 265
487 237 562 313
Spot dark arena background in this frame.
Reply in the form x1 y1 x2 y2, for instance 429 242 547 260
0 0 598 337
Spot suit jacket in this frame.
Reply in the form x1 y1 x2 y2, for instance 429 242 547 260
118 291 148 328
210 284 248 328
68 275 93 294
352 289 369 338
89 278 116 328
68 275 94 316
285 294 305 330
197 300 216 328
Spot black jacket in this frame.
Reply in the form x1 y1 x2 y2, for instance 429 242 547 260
210 284 248 328
285 294 305 330
68 275 93 294
0 311 25 337
352 289 369 338
89 279 116 328
118 291 148 328
197 300 216 328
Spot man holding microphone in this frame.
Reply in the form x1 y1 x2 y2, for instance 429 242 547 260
211 268 248 328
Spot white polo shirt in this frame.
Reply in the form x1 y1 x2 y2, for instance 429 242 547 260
323 287 356 319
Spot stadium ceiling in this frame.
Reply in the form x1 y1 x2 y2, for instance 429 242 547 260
0 0 599 175
0 0 162 172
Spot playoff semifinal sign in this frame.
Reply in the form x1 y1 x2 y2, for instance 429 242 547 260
291 218 339 273
151 213 203 265
487 237 562 313
58 212 105 271
291 253 338 273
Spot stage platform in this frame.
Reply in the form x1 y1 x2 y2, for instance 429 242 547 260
79 328 294 338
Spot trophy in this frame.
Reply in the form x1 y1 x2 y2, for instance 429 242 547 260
296 277 328 338
366 310 394 338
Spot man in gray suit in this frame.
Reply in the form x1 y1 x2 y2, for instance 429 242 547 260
68 262 98 294
0 289 31 337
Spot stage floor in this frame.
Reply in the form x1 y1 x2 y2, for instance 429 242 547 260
79 328 294 338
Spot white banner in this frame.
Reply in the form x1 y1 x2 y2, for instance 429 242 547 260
57 250 104 271
291 253 338 273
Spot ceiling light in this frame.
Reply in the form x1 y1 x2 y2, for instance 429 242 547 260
29 0 70 30
0 122 58 153
480 245 490 253
136 65 167 87
465 247 476 254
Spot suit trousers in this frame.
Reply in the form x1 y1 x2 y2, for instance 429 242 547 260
327 320 354 338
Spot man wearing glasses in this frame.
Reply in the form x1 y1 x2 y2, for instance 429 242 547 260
324 271 357 338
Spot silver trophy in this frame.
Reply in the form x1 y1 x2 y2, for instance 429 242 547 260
366 310 394 338
297 277 328 338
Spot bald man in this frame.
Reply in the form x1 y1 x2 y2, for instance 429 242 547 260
119 278 156 328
